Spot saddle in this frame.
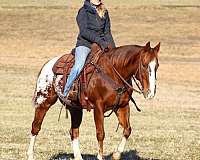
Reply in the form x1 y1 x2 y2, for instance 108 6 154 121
52 43 103 111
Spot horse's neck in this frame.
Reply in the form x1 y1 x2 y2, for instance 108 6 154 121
108 46 141 80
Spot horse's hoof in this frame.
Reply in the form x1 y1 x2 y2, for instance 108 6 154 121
97 153 104 160
112 151 121 160
27 155 34 160
74 157 83 160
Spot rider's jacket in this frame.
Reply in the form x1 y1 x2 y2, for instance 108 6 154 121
76 0 115 49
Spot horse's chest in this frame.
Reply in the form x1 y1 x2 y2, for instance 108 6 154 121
103 91 129 111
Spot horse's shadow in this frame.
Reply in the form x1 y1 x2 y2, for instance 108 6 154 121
50 150 160 160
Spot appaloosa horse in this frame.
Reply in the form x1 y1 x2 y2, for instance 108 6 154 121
27 42 160 160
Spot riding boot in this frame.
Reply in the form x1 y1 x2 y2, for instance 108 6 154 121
59 90 71 105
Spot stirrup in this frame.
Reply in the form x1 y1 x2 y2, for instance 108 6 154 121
62 97 71 106
60 93 71 104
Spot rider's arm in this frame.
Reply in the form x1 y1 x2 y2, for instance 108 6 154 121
76 9 102 44
104 11 116 48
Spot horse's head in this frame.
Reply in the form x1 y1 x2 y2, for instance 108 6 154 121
136 42 160 99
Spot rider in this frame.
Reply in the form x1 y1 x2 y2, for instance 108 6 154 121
63 0 115 100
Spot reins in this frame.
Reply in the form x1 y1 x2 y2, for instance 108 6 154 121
107 50 144 95
132 52 144 93
110 63 142 112
112 65 143 94
104 87 127 117
103 51 143 117
57 47 143 120
90 48 143 115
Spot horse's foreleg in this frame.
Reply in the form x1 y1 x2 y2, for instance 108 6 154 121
27 91 57 160
94 103 105 160
69 108 83 160
112 105 131 160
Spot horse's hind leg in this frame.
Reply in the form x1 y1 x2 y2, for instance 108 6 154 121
112 105 132 160
27 90 57 160
69 107 83 160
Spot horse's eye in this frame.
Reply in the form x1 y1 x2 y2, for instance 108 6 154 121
148 66 151 73
156 63 159 69
143 64 148 69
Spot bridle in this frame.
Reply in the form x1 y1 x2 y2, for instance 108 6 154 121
112 50 146 95
103 51 147 116
92 48 153 116
131 51 145 94
112 66 143 94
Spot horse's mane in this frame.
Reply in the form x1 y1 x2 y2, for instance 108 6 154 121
107 45 143 67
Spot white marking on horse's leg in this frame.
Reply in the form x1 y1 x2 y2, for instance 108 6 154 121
148 60 156 98
97 153 103 160
27 135 36 160
117 136 127 153
97 141 104 160
72 138 83 160
112 137 127 160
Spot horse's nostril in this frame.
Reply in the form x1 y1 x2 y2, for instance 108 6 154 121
143 90 149 98
155 86 157 95
143 89 155 99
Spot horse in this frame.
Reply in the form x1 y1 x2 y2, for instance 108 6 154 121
27 41 160 160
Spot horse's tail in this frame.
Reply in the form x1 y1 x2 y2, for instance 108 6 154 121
32 56 60 107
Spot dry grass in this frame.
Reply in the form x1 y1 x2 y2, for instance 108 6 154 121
0 0 200 160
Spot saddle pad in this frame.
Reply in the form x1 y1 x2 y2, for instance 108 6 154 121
52 54 74 75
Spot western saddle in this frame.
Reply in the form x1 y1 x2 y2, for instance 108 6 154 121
52 43 103 111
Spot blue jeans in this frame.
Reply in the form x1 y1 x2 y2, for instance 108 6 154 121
64 46 91 96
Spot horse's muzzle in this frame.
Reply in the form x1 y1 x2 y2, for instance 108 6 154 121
143 89 155 99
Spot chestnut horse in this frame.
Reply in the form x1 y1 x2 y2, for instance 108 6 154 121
27 42 160 160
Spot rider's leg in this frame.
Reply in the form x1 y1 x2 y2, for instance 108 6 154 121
63 46 91 97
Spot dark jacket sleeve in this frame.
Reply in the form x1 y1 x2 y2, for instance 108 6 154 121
104 11 116 47
76 9 102 44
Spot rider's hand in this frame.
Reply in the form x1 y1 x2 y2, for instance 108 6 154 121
98 39 109 51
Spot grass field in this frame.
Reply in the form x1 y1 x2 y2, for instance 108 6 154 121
0 0 200 160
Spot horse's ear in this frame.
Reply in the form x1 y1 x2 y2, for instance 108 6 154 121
144 41 151 52
154 42 160 53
